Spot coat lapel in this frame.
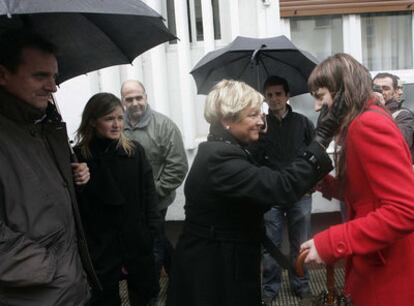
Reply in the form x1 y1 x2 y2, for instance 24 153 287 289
43 121 73 184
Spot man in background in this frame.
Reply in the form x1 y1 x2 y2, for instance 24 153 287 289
373 72 414 157
250 76 314 305
395 77 404 105
121 80 188 302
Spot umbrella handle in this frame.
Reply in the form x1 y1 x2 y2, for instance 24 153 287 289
326 265 336 306
295 249 309 277
296 250 337 306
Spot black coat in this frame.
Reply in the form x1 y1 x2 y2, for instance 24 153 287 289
75 139 161 280
167 124 332 306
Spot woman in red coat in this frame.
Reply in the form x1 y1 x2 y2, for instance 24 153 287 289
301 53 414 306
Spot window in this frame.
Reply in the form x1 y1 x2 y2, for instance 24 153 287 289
167 0 221 44
280 0 413 17
290 15 343 62
192 0 204 41
361 12 413 70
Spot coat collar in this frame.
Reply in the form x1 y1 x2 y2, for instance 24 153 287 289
267 104 292 122
89 137 129 158
385 98 400 113
207 123 241 146
0 87 46 124
124 104 153 130
207 123 257 163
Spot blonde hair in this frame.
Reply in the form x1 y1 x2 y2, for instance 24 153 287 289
75 93 135 159
204 79 263 124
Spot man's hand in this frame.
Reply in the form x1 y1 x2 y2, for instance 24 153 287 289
71 162 90 186
314 88 347 149
300 239 325 264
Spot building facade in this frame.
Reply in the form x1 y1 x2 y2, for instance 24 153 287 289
56 0 414 220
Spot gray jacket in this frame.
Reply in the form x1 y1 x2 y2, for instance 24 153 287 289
124 106 188 210
387 99 414 156
0 89 97 305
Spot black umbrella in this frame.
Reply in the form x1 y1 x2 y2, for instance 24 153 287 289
0 0 176 84
190 35 318 96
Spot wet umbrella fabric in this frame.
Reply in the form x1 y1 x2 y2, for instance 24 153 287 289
190 35 318 96
0 0 176 84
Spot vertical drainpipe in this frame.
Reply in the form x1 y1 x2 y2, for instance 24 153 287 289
174 0 196 149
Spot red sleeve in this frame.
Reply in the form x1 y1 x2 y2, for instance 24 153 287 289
314 111 414 264
316 174 342 201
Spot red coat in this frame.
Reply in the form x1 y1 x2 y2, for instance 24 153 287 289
315 102 414 306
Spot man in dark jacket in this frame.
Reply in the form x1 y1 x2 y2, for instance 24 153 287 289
373 73 414 160
250 76 314 304
0 30 98 305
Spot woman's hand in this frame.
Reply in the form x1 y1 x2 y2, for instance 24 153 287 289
300 239 325 264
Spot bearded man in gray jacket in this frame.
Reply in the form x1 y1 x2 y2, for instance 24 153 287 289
0 30 98 305
121 80 188 302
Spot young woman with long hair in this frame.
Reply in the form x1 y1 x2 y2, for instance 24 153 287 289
75 93 161 306
301 53 414 306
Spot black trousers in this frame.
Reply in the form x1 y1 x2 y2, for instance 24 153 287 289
90 258 159 306
153 208 175 277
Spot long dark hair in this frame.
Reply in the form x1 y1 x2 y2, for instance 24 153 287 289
75 92 135 158
308 53 381 182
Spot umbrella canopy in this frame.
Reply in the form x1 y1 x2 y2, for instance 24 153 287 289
0 0 176 83
191 35 318 97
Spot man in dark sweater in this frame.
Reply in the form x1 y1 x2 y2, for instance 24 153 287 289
251 76 314 305
373 73 414 160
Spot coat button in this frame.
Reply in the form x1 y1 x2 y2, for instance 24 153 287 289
336 242 346 254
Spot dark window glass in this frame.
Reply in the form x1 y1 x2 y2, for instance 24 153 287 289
212 0 221 40
166 0 178 44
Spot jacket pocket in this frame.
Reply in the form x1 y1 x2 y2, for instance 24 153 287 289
36 226 65 253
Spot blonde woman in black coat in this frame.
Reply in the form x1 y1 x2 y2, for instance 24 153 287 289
75 93 161 306
167 79 345 306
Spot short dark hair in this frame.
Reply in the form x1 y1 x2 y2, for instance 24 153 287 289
0 29 57 72
373 72 398 90
263 75 289 94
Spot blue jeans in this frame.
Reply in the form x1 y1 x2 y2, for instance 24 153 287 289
262 195 312 299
